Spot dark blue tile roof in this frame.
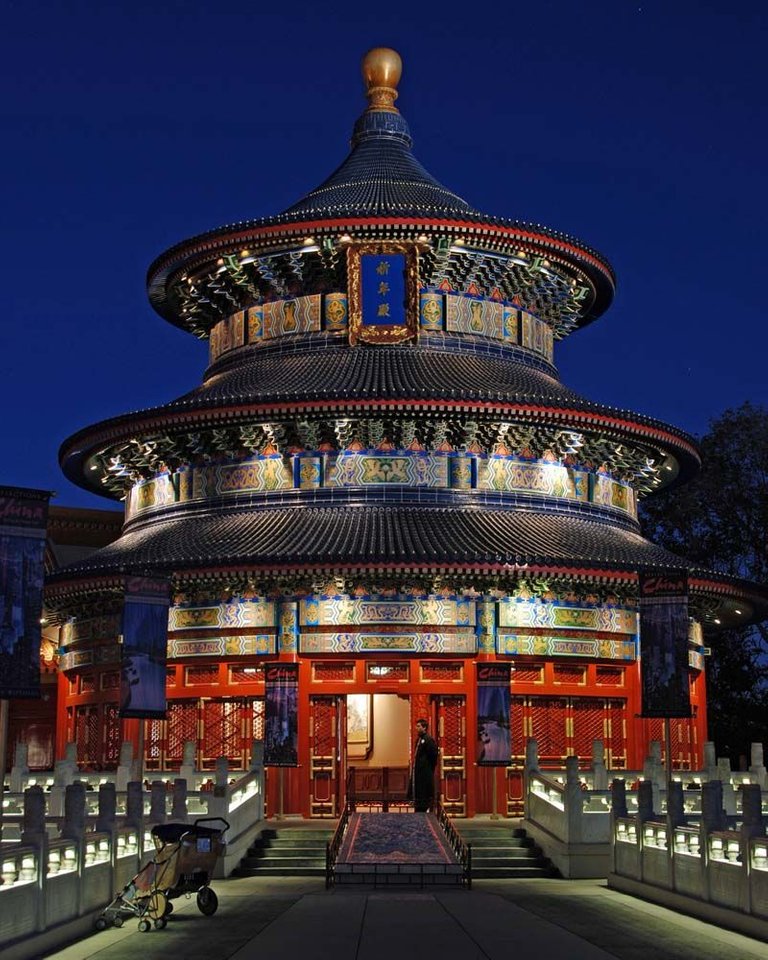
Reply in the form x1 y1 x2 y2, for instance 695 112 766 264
51 502 701 579
282 109 475 220
180 345 580 408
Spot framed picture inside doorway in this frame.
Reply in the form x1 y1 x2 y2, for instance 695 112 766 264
347 693 373 759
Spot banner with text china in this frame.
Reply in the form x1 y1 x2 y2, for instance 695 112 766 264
264 663 299 766
639 572 691 718
119 576 171 719
475 662 511 766
0 487 50 699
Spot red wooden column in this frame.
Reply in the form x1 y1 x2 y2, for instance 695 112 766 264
54 669 70 760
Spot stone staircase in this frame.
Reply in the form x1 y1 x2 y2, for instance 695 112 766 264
456 823 558 879
233 825 335 877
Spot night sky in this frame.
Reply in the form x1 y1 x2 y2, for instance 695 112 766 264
2 1 766 509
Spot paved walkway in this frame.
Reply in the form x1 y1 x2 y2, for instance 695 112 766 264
43 876 768 960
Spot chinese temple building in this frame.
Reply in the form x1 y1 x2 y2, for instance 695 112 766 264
46 49 768 817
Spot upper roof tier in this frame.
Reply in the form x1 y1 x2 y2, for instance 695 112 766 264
147 49 616 336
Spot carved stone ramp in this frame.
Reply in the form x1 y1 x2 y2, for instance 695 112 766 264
334 812 465 886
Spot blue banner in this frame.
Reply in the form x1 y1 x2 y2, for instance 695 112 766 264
119 576 170 719
639 573 691 718
361 253 406 326
0 487 50 699
264 663 299 766
476 662 511 766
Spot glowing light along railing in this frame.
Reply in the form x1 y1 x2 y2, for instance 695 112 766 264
614 818 637 845
641 822 668 850
1 849 38 889
672 826 701 857
752 839 768 872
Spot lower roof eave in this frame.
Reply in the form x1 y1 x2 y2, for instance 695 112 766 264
47 560 640 588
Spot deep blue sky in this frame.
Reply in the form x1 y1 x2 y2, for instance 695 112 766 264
2 1 766 509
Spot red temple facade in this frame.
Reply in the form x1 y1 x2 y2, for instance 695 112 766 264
43 49 768 817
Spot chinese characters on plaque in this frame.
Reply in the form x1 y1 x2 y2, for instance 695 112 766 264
361 254 407 326
347 244 418 344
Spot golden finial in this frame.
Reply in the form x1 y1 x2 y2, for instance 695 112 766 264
361 47 402 113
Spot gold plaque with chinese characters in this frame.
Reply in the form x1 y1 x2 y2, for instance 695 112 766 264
347 242 419 344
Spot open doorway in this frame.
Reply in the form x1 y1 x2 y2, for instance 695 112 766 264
345 693 411 810
346 693 410 766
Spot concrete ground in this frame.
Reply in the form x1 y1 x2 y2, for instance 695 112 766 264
42 875 768 960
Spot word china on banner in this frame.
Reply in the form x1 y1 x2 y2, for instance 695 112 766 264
264 663 299 766
639 572 691 718
119 576 171 719
0 486 51 699
475 662 511 766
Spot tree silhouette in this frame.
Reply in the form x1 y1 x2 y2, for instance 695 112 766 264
640 402 768 763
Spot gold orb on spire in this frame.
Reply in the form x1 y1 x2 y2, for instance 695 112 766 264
361 47 402 112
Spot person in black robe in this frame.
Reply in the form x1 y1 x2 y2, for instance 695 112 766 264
409 718 438 812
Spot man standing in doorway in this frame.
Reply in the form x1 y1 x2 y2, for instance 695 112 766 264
410 718 438 812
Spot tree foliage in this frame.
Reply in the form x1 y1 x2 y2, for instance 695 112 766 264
640 402 768 762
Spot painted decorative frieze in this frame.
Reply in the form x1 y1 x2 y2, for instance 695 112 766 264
326 452 449 488
324 293 349 331
167 635 276 658
278 601 299 654
247 304 263 341
592 473 635 513
427 293 555 362
498 599 638 634
299 632 477 653
60 645 121 672
126 449 638 520
482 458 589 501
191 457 291 500
419 292 443 331
169 598 276 630
127 474 176 516
208 294 325 362
446 294 504 339
263 295 321 339
497 633 638 660
300 597 475 626
60 614 121 646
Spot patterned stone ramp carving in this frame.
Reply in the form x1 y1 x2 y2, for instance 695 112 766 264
334 812 465 886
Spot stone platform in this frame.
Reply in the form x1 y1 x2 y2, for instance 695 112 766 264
37 876 768 960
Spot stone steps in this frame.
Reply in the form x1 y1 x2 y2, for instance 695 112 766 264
233 825 334 878
239 865 328 877
458 825 557 879
234 822 557 880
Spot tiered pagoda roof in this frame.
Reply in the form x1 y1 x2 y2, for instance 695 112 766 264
51 48 768 629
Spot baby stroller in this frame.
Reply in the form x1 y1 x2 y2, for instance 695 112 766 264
95 816 229 933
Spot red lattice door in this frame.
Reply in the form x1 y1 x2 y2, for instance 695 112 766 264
201 698 252 770
436 696 466 816
103 704 121 768
74 705 100 768
529 696 568 767
606 699 627 769
251 698 265 743
166 700 199 767
506 695 528 815
309 695 343 817
570 698 606 767
644 714 695 770
646 716 665 764
144 718 164 771
669 713 695 769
